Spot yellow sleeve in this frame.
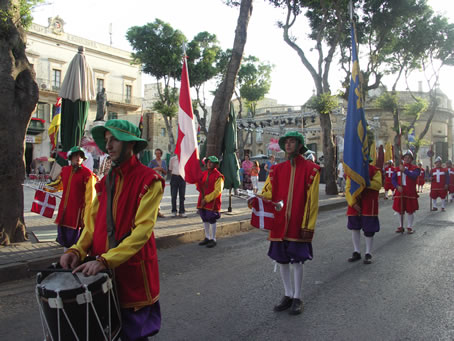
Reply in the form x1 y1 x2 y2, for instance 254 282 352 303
83 175 97 227
46 176 63 192
345 177 355 207
204 177 224 203
260 175 272 200
302 171 320 231
368 170 382 191
101 180 163 268
71 195 100 260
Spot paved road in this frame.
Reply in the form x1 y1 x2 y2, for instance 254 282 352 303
1 193 453 340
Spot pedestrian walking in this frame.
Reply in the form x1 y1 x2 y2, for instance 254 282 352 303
60 119 164 339
430 156 449 211
148 148 167 217
241 154 253 190
46 146 97 251
392 150 420 234
251 160 260 194
253 131 320 315
197 156 224 248
337 158 345 195
169 154 187 217
346 158 382 264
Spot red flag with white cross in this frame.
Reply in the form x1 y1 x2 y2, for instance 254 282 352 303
31 190 57 218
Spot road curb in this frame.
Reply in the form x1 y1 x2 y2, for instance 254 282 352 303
0 200 347 284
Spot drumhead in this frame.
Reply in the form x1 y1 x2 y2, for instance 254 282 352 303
40 272 106 291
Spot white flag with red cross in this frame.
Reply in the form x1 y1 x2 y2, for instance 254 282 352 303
31 190 57 218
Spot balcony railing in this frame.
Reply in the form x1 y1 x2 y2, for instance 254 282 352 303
27 117 45 135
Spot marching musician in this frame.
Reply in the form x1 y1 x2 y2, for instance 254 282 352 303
252 131 320 316
48 146 97 251
60 119 164 340
383 160 395 199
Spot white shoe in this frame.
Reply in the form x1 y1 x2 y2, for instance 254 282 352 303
179 213 187 218
172 212 178 217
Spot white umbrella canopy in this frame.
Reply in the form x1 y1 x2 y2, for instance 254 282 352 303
58 46 96 153
59 46 96 102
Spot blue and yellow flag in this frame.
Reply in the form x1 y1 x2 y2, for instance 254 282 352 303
344 24 370 207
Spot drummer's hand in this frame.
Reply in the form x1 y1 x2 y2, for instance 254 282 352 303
201 199 206 207
60 252 79 269
73 260 106 276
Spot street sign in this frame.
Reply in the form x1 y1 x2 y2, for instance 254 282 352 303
427 150 434 158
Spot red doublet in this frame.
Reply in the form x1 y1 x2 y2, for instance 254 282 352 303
448 167 454 193
383 166 395 191
55 165 94 229
430 167 448 199
417 167 425 186
196 168 224 211
269 155 320 242
347 165 380 216
392 163 419 214
91 156 164 308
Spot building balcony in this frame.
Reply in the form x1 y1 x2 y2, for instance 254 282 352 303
27 117 46 135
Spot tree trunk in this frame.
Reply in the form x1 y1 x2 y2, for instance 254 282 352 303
162 115 175 153
0 0 40 245
207 0 253 157
319 113 337 194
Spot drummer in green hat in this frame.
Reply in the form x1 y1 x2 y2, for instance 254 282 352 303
250 130 321 315
61 119 165 339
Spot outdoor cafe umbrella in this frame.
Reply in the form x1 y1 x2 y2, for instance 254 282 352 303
220 103 241 211
59 46 96 153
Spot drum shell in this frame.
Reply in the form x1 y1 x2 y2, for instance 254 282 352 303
37 271 121 341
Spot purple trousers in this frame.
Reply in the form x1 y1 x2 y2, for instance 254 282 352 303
268 240 313 264
120 301 161 340
347 216 380 237
199 209 220 224
56 226 81 248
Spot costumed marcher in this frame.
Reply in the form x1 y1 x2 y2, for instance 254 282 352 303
346 157 382 264
416 161 425 193
60 119 164 340
392 150 420 234
148 148 167 218
446 160 454 203
383 160 395 200
197 156 224 248
47 146 97 251
169 154 187 217
251 131 320 315
430 156 449 211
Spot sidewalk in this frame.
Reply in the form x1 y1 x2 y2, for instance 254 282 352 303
0 184 347 283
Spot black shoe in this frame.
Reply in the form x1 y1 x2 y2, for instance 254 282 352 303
289 298 303 315
199 238 210 246
348 252 361 262
363 253 372 264
206 240 217 248
273 296 293 312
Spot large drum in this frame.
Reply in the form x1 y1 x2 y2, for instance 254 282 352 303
36 267 121 341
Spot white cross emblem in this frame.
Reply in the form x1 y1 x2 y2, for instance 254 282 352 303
386 168 393 177
252 197 274 230
33 191 56 216
397 170 407 186
433 169 444 183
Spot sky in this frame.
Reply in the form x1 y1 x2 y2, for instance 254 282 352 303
31 0 454 107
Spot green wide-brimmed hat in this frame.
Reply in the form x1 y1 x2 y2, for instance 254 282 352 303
91 119 148 154
278 131 308 154
67 146 87 160
207 155 219 164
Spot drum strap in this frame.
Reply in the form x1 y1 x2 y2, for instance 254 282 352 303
106 169 118 249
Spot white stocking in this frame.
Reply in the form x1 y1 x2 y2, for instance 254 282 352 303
433 199 438 209
352 229 361 253
441 199 446 209
407 213 414 228
292 263 304 299
204 222 210 239
279 263 292 297
210 223 217 241
365 236 373 255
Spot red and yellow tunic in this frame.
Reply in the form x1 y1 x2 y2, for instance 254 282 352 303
54 164 97 229
383 166 395 191
392 163 420 214
448 167 454 193
71 155 164 309
346 165 381 216
430 167 448 199
196 168 224 211
260 155 320 243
